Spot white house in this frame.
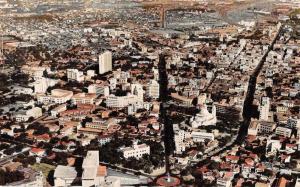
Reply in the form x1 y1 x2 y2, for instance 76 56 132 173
120 142 150 159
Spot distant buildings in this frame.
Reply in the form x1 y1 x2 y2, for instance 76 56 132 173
99 51 112 74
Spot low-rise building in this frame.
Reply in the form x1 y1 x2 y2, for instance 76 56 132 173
14 107 43 122
275 127 292 137
37 89 73 104
171 93 193 106
120 142 150 159
88 84 110 97
191 131 214 142
72 93 96 105
54 165 77 187
258 121 276 134
106 94 139 108
67 69 84 82
51 104 67 117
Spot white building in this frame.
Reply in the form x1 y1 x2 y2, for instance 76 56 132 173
67 69 84 82
248 120 277 136
266 139 281 156
106 94 138 108
296 177 300 187
146 80 160 99
216 177 232 187
259 97 270 121
190 104 217 128
131 83 144 102
87 70 95 78
120 142 150 159
98 135 112 146
72 93 96 105
174 130 191 154
19 171 44 187
54 165 77 187
34 77 58 93
99 51 112 74
51 104 67 117
14 107 43 122
248 121 259 136
54 150 121 187
275 127 292 137
258 121 276 134
37 89 73 104
287 117 300 129
82 151 102 187
191 131 214 142
109 78 117 90
88 84 110 97
197 93 207 105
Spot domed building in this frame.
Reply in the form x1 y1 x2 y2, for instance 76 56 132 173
190 104 217 128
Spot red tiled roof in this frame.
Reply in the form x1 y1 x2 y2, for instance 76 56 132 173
277 177 288 187
226 155 239 161
31 147 45 153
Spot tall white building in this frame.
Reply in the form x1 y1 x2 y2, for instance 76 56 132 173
259 97 270 121
67 69 84 82
54 165 77 187
82 151 100 187
147 80 160 99
99 51 112 74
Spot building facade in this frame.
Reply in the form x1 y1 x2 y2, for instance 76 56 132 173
99 51 112 74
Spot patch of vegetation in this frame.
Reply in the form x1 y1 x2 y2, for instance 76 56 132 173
31 163 55 178
289 8 300 18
